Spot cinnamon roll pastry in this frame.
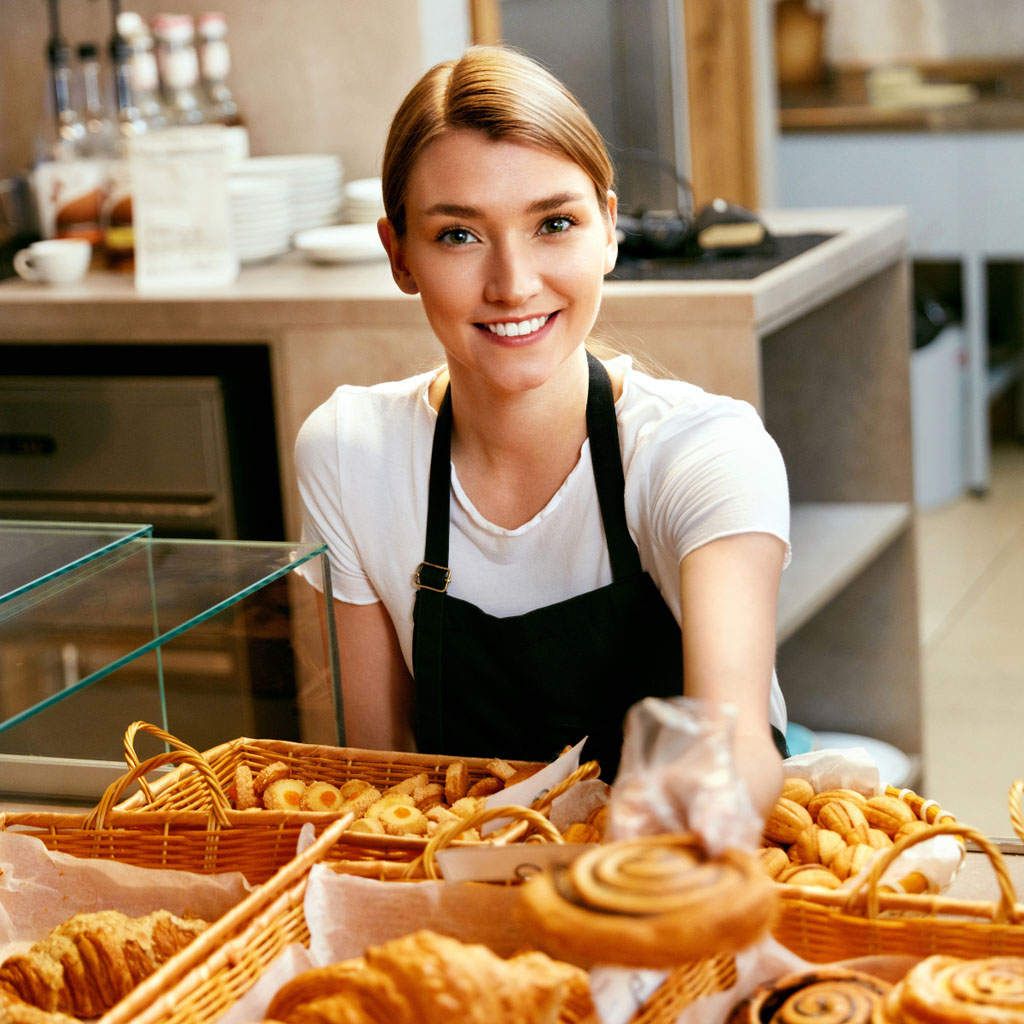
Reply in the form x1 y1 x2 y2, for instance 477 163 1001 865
518 833 777 968
725 966 891 1024
877 954 1024 1024
0 909 209 1018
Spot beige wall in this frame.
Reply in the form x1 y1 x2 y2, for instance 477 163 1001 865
0 0 431 182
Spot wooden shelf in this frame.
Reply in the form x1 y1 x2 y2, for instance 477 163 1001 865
777 502 912 644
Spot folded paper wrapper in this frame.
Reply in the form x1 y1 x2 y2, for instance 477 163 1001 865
0 831 251 958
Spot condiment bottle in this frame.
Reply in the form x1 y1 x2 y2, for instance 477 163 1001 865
197 12 242 125
153 13 207 125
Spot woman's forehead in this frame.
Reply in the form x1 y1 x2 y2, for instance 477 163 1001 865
406 129 596 208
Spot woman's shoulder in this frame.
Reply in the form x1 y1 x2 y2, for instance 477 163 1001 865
615 355 763 431
298 369 438 436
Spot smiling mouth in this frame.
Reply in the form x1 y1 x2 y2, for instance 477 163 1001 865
480 314 552 338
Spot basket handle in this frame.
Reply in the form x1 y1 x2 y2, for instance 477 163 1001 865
1009 780 1024 843
527 759 602 816
843 820 1020 923
405 804 564 881
84 749 232 830
122 721 204 804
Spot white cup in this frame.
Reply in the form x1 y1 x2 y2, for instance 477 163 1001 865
14 238 92 285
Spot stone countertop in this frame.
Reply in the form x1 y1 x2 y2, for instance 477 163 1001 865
0 207 909 341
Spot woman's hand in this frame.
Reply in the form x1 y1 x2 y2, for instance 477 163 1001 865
678 532 788 817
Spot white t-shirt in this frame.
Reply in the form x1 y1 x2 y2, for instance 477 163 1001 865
296 354 792 731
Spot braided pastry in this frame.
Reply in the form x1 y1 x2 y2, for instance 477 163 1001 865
726 966 891 1024
0 909 209 1018
518 833 777 968
876 955 1024 1024
263 929 592 1024
0 991 78 1024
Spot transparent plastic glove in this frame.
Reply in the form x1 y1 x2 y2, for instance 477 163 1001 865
607 696 762 855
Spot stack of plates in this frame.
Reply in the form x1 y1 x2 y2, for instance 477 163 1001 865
226 176 291 264
293 223 387 265
231 154 344 235
342 177 385 224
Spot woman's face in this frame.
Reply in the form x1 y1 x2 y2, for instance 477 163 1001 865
379 129 617 397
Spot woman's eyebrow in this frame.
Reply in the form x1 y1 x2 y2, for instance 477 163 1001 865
422 191 587 219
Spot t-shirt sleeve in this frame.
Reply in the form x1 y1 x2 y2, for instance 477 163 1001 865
637 398 791 568
294 392 382 603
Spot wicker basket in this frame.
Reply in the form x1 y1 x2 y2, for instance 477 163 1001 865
121 807 739 1024
772 819 1024 961
0 722 599 884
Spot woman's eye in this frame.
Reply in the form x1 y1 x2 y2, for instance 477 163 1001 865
437 227 477 246
539 215 575 235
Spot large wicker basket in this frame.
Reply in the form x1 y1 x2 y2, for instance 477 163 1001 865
772 819 1024 961
1 722 599 884
121 805 739 1024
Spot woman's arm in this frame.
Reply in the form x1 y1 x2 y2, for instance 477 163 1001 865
678 532 788 818
332 599 416 751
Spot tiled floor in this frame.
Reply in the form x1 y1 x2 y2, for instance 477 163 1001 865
916 440 1024 837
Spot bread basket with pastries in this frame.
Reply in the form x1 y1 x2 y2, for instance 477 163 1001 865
0 721 601 885
110 809 745 1024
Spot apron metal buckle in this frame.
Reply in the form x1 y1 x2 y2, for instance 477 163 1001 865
415 561 451 593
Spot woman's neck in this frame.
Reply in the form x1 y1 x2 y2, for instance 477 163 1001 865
432 350 596 529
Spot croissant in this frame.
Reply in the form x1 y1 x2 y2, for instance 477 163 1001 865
0 990 79 1024
264 930 593 1024
0 909 210 1018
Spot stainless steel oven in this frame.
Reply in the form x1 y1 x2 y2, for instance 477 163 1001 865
0 376 236 537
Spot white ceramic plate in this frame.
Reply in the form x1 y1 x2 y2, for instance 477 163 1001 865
294 224 386 264
813 731 915 787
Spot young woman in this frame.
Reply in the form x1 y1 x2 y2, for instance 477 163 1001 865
296 46 790 815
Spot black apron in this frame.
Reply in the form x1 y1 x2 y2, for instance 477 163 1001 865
411 353 682 778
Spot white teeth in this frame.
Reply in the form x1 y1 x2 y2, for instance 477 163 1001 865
486 315 549 337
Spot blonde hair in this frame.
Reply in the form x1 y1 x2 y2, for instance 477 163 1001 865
381 45 615 237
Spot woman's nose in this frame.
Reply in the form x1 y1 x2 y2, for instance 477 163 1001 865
483 239 540 306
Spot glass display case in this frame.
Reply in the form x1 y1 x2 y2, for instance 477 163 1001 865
0 521 340 801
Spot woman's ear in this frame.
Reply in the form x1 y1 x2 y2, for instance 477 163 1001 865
377 217 419 295
603 191 618 275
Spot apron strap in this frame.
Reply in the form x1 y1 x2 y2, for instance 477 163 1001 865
585 351 644 580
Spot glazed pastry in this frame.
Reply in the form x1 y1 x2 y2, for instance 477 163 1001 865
263 929 592 1024
263 778 308 810
466 776 504 799
764 798 814 845
384 772 429 797
487 758 517 782
444 761 469 804
877 954 1024 1024
234 764 258 810
253 761 292 796
726 966 891 1024
340 786 380 818
0 910 209 1018
338 779 371 800
518 833 777 968
413 783 445 810
365 793 415 821
347 817 385 834
862 795 916 836
378 803 429 836
301 781 343 812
